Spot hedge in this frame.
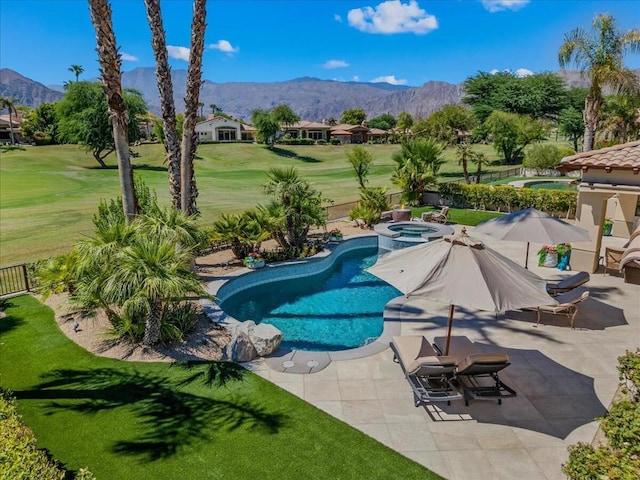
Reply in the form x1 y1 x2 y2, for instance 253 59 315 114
437 183 577 217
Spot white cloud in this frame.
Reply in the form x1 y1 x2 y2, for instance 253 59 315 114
120 52 138 62
209 39 239 54
515 68 533 77
490 67 534 77
334 14 343 22
352 75 360 81
167 45 190 61
348 0 438 35
481 0 530 13
323 59 349 69
371 75 408 85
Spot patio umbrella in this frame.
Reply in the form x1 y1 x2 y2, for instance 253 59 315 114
366 229 556 355
473 207 591 269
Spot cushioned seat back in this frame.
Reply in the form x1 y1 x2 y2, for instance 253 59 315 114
457 353 510 376
406 355 458 376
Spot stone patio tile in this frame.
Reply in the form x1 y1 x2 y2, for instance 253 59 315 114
511 423 567 448
402 450 452 480
373 378 410 399
301 361 338 382
471 423 525 450
335 360 371 380
303 380 341 402
528 446 570 480
338 378 378 401
341 400 386 424
353 423 394 449
428 422 482 451
312 401 343 420
388 422 438 452
484 448 547 480
379 397 428 424
276 381 304 398
441 449 499 480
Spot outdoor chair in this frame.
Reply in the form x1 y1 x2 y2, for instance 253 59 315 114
546 271 590 296
432 335 516 406
604 247 625 276
390 336 463 407
524 290 590 329
421 206 450 224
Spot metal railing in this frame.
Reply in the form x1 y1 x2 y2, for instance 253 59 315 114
0 263 30 297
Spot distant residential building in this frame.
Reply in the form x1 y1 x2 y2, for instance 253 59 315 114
195 116 256 142
329 124 371 144
0 114 23 144
281 120 332 141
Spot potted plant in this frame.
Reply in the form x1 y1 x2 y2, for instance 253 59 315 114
555 243 572 270
603 218 613 236
243 252 265 269
537 244 558 267
328 228 343 242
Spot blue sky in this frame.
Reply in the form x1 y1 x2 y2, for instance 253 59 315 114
1 0 639 88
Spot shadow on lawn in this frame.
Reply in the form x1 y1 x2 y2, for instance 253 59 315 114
15 362 286 461
0 301 25 336
271 146 321 163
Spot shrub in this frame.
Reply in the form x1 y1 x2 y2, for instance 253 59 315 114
315 139 327 145
523 144 564 172
563 442 640 480
618 348 640 399
599 400 640 455
0 387 95 480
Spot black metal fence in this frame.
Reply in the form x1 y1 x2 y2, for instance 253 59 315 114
444 167 522 185
0 263 30 297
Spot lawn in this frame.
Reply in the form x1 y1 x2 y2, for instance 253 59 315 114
0 142 516 265
0 295 442 480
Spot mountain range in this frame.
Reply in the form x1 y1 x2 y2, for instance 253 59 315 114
0 67 621 122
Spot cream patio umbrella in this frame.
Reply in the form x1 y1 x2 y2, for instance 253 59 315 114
473 207 591 269
366 229 556 355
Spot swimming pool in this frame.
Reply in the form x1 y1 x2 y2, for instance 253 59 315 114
217 244 401 351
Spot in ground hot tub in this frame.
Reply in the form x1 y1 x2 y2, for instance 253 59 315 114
374 221 455 251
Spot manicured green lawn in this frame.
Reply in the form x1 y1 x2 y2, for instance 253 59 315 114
0 142 517 264
0 295 442 479
411 206 504 226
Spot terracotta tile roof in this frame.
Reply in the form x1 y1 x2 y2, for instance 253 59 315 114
369 128 389 135
286 121 330 129
558 141 640 173
330 124 368 132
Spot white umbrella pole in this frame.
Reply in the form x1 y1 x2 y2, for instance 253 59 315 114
444 304 455 355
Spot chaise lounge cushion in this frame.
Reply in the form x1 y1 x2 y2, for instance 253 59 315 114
546 271 590 296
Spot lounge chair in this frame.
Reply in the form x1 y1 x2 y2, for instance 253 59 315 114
525 289 589 329
390 336 463 406
546 271 590 296
604 246 625 276
432 336 516 406
421 206 450 224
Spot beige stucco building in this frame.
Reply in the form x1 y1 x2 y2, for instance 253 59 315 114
558 140 640 272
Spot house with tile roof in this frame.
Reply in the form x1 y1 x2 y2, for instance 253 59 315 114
195 116 256 142
558 140 640 272
280 121 332 141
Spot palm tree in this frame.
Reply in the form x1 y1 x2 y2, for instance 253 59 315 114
559 14 640 151
87 0 137 221
456 142 479 184
180 0 207 216
68 64 84 82
210 104 221 116
0 97 17 145
144 0 182 209
101 234 204 345
263 167 327 249
391 138 444 205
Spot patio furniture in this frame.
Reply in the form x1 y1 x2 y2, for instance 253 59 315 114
524 289 590 329
390 335 462 406
432 335 516 406
546 271 590 296
421 206 450 224
620 224 640 284
604 246 625 276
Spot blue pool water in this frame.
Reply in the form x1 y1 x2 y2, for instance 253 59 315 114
218 247 401 351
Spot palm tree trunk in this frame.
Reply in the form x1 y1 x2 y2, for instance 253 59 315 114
144 0 182 209
8 108 15 145
180 0 206 216
583 94 601 152
142 300 164 345
88 0 137 222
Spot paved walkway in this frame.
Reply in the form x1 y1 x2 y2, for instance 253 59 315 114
245 226 640 480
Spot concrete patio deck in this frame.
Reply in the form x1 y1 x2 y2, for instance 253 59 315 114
245 226 640 480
